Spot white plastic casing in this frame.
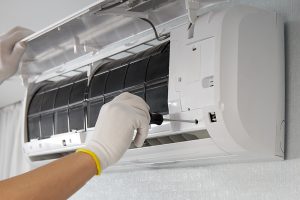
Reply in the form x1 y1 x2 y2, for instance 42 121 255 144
167 5 285 159
112 5 285 168
22 5 285 168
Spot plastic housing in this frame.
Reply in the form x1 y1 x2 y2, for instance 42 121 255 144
22 4 285 169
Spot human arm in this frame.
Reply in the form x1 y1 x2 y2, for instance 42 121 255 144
0 152 97 200
0 92 150 200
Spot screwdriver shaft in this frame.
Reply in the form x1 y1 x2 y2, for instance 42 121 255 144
149 112 198 125
163 118 198 124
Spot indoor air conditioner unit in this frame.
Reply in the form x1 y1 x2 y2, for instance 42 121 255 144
21 0 285 169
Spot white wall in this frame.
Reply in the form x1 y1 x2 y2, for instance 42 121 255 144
0 0 96 34
70 1 300 199
71 160 300 200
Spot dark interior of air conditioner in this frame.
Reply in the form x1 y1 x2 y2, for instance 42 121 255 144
27 42 170 142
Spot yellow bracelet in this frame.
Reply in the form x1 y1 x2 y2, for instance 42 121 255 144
76 148 102 175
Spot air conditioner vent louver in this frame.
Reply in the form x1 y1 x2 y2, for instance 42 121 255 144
28 130 211 162
129 130 210 149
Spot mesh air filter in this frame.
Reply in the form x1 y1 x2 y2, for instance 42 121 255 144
27 42 170 141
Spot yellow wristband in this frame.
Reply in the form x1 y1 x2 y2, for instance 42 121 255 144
76 148 102 175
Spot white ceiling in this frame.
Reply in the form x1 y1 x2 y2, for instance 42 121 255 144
0 0 96 108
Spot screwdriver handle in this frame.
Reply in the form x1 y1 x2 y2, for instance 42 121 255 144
149 112 164 125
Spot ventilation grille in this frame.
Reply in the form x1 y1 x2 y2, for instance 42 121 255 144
130 130 210 149
28 130 210 161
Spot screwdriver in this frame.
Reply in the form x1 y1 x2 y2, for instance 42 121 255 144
149 112 198 125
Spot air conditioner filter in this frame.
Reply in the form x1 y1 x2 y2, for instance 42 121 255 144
27 42 170 141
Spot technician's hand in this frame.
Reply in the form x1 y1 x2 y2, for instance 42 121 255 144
80 92 150 172
0 26 33 82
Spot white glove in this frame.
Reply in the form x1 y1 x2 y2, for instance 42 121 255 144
84 92 150 171
0 27 33 83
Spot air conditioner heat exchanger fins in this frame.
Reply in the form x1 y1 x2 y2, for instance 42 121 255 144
27 42 170 142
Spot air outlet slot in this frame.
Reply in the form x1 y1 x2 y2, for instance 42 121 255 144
129 130 210 149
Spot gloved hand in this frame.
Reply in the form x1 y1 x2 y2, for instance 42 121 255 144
81 92 150 172
0 26 33 83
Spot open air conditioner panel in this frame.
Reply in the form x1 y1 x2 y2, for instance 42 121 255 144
20 0 187 82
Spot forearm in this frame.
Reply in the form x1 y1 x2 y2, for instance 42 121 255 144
0 152 97 200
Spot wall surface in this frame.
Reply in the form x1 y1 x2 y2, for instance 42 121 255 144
0 0 95 33
70 0 300 200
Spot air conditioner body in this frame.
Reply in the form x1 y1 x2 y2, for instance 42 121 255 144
20 0 285 169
